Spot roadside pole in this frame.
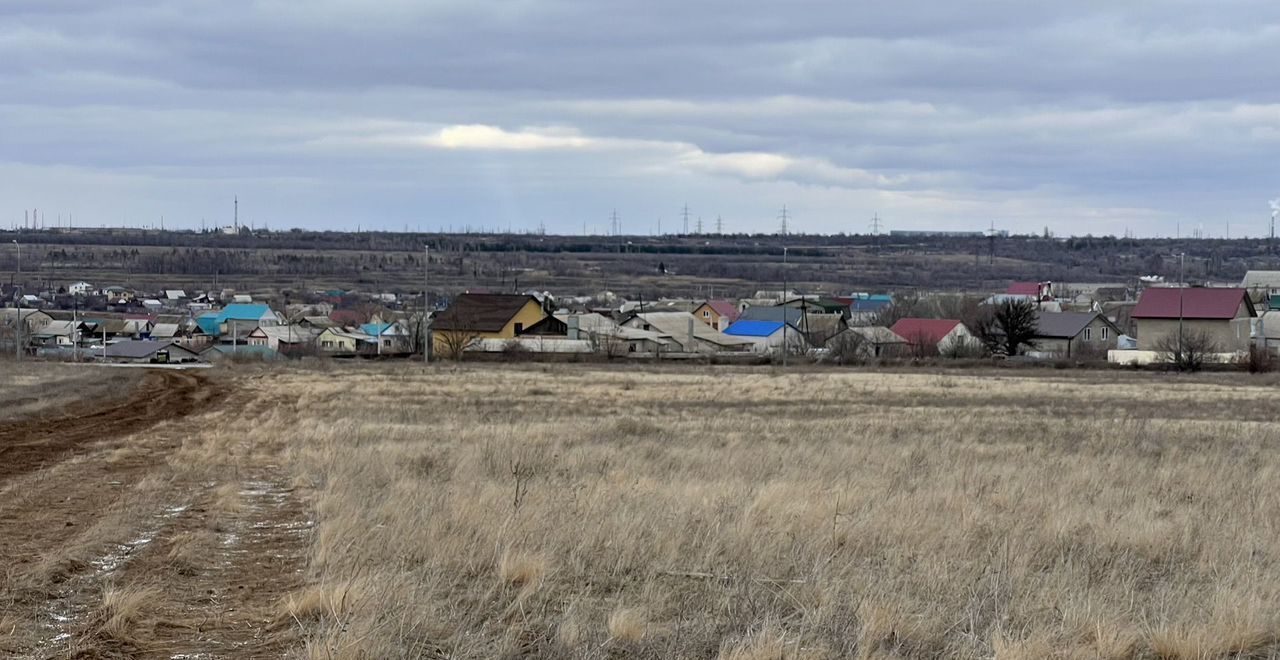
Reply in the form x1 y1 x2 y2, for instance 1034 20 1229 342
423 244 431 362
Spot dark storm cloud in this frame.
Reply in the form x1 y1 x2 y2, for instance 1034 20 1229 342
2 1 1278 234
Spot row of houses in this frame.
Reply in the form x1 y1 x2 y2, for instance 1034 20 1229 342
6 272 1280 364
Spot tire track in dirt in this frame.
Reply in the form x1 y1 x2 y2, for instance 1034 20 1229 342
0 371 313 659
0 369 220 483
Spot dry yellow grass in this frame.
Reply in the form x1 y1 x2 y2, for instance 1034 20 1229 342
251 363 1280 658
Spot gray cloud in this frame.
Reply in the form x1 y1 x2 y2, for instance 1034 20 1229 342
2 1 1279 235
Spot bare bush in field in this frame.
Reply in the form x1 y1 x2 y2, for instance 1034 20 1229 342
266 364 1280 659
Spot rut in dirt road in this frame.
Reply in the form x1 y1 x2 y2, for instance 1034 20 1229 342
0 369 221 483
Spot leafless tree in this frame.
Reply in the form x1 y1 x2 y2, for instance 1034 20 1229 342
826 330 870 365
434 312 483 361
1155 329 1219 372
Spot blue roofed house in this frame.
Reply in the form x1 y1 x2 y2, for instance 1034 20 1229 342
360 321 413 355
849 294 894 325
196 303 281 338
724 319 809 354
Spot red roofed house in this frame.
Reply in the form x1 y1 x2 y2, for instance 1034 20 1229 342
889 318 978 356
692 300 740 332
1132 287 1255 352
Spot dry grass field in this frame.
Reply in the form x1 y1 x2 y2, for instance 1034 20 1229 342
4 363 1280 658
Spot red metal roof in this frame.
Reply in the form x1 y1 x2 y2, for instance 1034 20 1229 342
889 318 962 345
1132 287 1252 320
1006 282 1042 296
703 300 739 322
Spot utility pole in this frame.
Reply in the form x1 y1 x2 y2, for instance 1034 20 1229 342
423 245 431 362
14 295 21 362
778 205 790 235
234 196 239 233
1177 252 1185 359
781 246 789 367
12 240 20 273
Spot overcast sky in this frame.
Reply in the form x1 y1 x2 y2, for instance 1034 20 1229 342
3 1 1279 236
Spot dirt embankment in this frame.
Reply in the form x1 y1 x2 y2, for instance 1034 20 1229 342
0 369 217 483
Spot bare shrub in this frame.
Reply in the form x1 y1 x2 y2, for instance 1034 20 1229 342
1154 329 1219 372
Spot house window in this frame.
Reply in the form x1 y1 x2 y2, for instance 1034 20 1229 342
514 322 524 334
383 339 391 347
1083 328 1092 342
322 340 333 348
1101 327 1108 341
703 310 711 318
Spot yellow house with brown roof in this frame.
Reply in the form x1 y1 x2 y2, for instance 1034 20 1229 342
431 293 548 358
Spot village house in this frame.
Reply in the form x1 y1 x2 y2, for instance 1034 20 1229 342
99 339 202 364
621 311 754 353
839 325 909 358
69 281 94 296
555 312 672 355
196 303 280 338
889 318 978 355
692 300 740 332
360 321 413 355
1131 287 1255 352
723 319 808 353
1029 311 1122 358
431 294 548 357
317 327 377 356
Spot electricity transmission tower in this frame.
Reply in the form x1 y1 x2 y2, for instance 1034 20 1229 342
681 204 691 234
778 205 790 235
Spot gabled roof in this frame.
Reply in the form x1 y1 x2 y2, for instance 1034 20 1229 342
890 318 963 345
698 300 740 321
1033 311 1118 339
724 320 787 337
219 303 273 321
629 312 754 347
150 323 181 338
103 339 195 359
1132 287 1254 320
846 325 907 344
1006 282 1042 296
738 305 805 325
433 294 541 333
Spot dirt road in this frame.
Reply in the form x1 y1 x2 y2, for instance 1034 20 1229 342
0 369 310 659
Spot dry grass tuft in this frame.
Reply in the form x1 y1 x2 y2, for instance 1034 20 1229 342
165 530 213 576
93 584 160 643
606 606 648 642
498 551 546 590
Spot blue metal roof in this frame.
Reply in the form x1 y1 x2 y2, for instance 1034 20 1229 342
852 298 892 312
360 322 392 336
724 320 786 337
195 316 222 336
219 304 272 320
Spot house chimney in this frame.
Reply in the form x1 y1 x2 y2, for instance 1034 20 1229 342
567 315 580 340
